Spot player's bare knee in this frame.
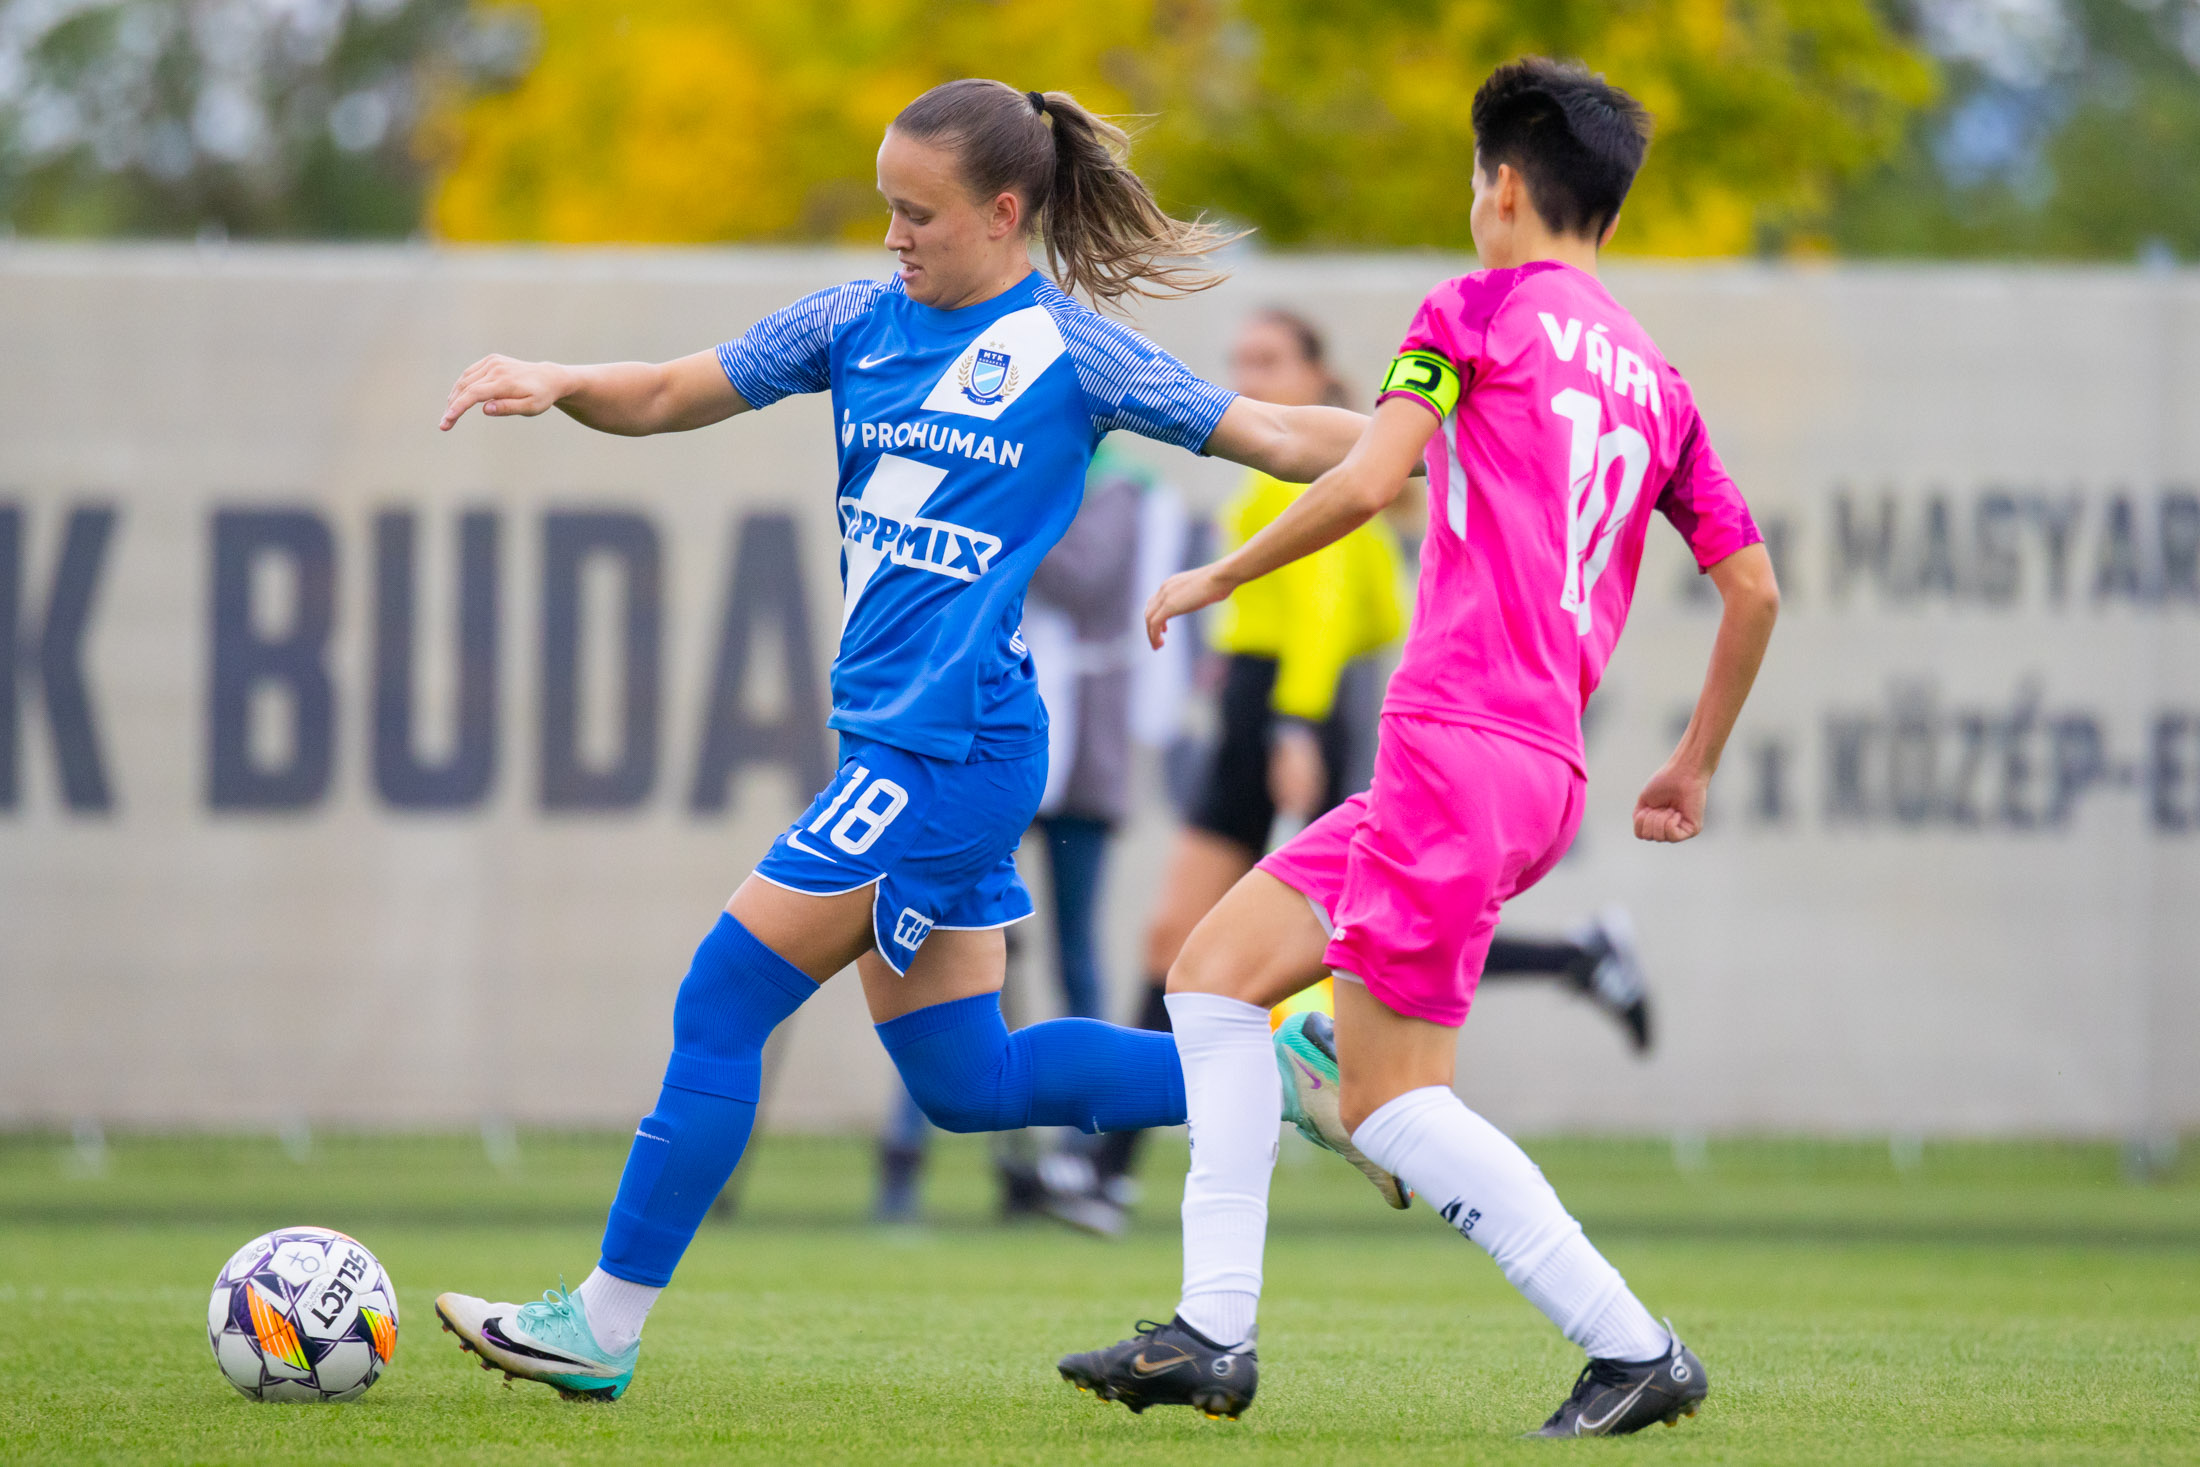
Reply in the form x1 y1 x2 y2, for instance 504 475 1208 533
1162 929 1237 998
1166 920 1272 1004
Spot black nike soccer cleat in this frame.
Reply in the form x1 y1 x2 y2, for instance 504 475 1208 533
1057 1316 1257 1419
1531 1334 1708 1437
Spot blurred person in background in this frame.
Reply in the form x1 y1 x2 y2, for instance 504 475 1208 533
1092 309 1654 1201
875 442 1177 1231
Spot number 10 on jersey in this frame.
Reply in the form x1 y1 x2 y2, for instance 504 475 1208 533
1550 388 1649 638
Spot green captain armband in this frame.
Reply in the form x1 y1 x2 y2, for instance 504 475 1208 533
1377 350 1462 419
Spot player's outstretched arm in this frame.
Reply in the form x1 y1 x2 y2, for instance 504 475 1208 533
1633 542 1779 843
438 349 748 436
1201 396 1373 485
1145 397 1436 649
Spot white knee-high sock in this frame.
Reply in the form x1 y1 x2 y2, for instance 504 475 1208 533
1352 1086 1668 1362
575 1267 659 1354
1166 992 1280 1348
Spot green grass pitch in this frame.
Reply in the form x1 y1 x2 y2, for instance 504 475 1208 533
2 1128 2194 1465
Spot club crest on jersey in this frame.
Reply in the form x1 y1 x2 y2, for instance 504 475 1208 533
960 346 1018 406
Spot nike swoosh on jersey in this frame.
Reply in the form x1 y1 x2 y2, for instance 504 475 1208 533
856 352 900 369
1578 1376 1655 1433
785 829 838 862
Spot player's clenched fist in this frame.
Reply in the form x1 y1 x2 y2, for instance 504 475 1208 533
1632 759 1709 843
439 354 574 431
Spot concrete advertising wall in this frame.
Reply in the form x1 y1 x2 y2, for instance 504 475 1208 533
1 245 2194 1137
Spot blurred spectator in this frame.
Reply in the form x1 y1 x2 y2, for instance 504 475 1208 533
874 442 1179 1229
1023 439 1153 1023
1093 307 1407 1194
1091 308 1661 1200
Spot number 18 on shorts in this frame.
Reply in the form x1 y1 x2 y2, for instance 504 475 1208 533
753 734 1045 974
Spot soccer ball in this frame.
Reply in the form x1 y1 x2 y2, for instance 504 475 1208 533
207 1226 398 1402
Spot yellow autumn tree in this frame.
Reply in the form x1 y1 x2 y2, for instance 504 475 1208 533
433 0 1165 244
433 0 1932 256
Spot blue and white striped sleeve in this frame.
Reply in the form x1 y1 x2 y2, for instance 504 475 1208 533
1039 286 1237 452
714 279 888 409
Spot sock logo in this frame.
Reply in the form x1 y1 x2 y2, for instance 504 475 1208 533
1439 1199 1482 1236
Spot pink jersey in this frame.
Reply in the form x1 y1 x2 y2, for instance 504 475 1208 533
1377 260 1759 772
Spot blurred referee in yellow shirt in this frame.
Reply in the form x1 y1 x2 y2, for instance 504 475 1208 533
1089 310 1403 1197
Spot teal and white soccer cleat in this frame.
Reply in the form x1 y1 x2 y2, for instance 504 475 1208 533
1274 1010 1412 1209
435 1285 638 1400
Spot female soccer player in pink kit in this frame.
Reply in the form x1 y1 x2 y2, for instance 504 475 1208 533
1058 59 1780 1436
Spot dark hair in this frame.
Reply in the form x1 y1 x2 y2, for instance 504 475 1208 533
1470 58 1651 241
1246 307 1348 408
891 78 1239 306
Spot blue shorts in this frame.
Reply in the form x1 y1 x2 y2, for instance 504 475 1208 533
754 735 1044 974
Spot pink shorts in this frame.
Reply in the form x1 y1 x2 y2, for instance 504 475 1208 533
1259 715 1585 1028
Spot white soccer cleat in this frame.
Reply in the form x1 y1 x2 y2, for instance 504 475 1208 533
1274 1011 1412 1209
435 1285 638 1400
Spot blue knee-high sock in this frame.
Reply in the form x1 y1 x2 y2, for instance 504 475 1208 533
598 1084 755 1289
599 914 816 1287
876 991 1186 1136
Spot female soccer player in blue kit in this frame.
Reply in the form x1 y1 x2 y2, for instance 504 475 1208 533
428 80 1378 1400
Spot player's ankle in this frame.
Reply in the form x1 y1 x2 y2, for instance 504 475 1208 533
574 1268 660 1355
1176 1294 1257 1351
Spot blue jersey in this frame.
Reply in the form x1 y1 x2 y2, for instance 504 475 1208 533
717 272 1234 763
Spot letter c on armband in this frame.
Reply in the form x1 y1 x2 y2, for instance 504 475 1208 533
1378 350 1463 420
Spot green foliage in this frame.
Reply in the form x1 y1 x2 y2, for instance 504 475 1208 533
0 0 531 239
1129 0 1936 255
1832 0 2200 260
430 0 1171 245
